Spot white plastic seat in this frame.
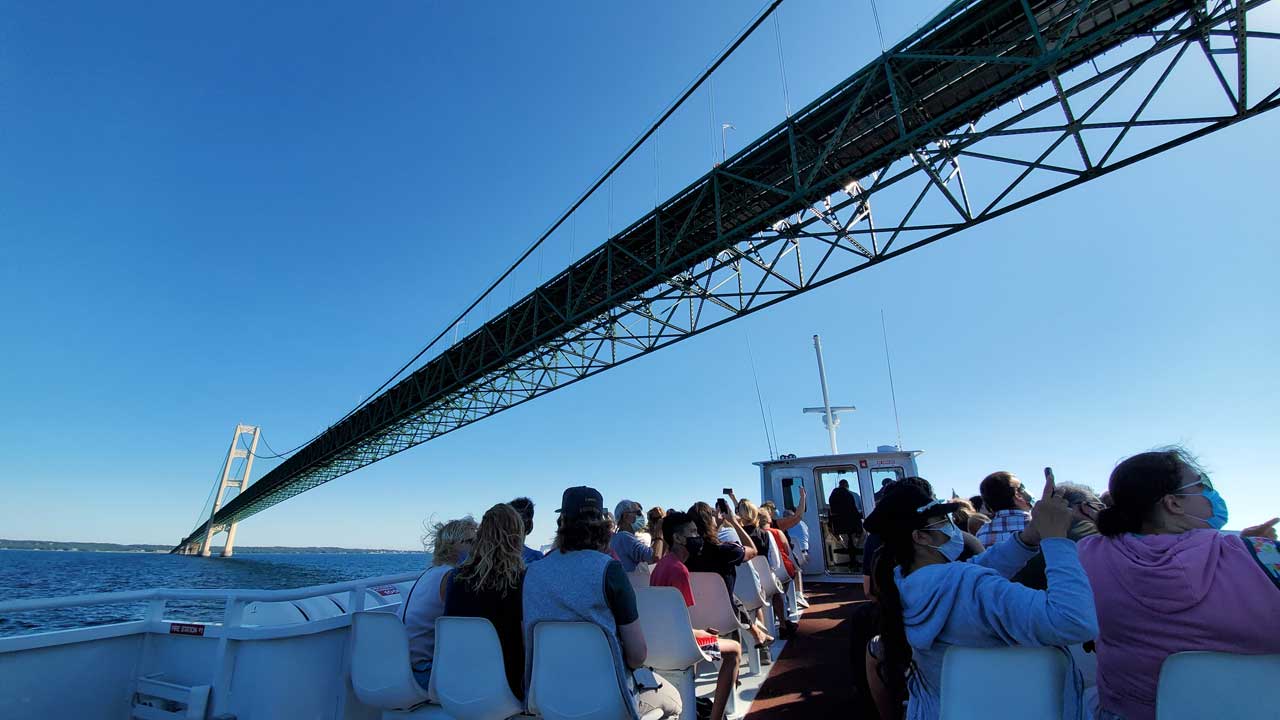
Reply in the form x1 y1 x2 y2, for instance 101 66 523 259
350 611 446 718
432 616 523 720
939 646 1067 720
627 569 651 591
634 586 714 720
1156 651 1280 720
529 621 662 720
748 556 781 637
689 572 758 677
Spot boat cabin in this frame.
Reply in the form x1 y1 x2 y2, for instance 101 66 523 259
757 446 921 578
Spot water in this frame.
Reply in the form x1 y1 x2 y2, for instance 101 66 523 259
0 550 429 637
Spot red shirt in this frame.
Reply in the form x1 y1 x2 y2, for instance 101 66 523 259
649 553 694 607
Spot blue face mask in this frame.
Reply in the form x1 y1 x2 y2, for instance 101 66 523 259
1176 476 1229 530
631 516 646 533
925 519 964 562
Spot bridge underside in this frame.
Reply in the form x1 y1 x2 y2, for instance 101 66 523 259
177 0 1278 553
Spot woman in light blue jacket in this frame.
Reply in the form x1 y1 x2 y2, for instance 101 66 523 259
863 474 1097 720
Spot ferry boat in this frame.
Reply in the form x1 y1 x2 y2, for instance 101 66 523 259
0 447 912 720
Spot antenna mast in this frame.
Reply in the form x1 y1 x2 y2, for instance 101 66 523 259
804 335 855 455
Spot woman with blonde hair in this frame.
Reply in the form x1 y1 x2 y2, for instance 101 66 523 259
402 516 477 691
443 503 528 700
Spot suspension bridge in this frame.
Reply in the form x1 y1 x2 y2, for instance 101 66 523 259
174 0 1279 555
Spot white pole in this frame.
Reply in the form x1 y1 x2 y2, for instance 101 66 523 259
812 335 839 454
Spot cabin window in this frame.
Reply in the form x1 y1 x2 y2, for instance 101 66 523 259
815 466 862 513
780 477 804 512
870 467 906 493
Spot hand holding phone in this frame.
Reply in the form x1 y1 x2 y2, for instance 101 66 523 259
722 487 733 496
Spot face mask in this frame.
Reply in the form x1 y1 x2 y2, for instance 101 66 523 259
1175 479 1229 530
631 516 646 533
924 520 964 562
684 536 705 557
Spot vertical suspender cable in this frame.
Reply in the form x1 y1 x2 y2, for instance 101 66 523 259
773 11 792 117
746 333 776 460
709 77 718 165
869 0 887 52
880 309 904 450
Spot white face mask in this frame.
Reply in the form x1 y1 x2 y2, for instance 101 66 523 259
922 519 964 562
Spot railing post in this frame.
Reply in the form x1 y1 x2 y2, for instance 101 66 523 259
209 596 244 718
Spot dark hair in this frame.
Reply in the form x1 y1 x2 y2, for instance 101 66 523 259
509 497 535 536
1096 447 1202 537
555 508 611 552
968 495 984 511
899 476 936 500
688 502 721 546
662 511 695 547
979 471 1019 512
871 484 921 699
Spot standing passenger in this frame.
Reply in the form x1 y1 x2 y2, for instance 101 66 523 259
523 486 681 719
828 479 864 568
976 471 1032 548
443 504 527 701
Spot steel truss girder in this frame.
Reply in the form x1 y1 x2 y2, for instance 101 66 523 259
177 0 1278 551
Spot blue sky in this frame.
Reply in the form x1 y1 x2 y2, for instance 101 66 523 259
2 1 1277 551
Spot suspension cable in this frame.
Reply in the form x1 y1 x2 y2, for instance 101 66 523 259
259 0 786 460
773 10 792 117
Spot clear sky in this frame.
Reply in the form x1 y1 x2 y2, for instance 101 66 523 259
2 1 1276 551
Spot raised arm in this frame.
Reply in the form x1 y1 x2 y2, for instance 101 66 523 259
722 508 758 561
774 487 807 531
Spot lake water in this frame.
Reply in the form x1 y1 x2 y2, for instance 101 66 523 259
0 549 429 637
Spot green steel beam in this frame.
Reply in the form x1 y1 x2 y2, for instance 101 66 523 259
176 0 1278 553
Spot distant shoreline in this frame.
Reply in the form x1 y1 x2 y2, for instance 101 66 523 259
0 539 421 555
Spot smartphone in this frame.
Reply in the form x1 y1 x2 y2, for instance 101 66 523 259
722 487 733 495
715 498 730 514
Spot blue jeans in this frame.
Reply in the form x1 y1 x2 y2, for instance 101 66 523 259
413 665 431 693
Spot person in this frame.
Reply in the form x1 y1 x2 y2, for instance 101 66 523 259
875 477 894 503
688 500 772 646
968 495 985 515
509 496 543 565
759 507 800 637
1012 482 1101 590
402 516 477 691
649 511 743 720
782 508 810 607
523 486 681 719
1077 448 1280 720
975 471 1032 548
610 499 663 572
865 474 1097 720
828 478 864 568
646 507 666 558
771 486 808 535
443 504 526 700
732 495 772 557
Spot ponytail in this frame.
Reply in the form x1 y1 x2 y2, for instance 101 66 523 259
873 533 917 690
1097 446 1200 538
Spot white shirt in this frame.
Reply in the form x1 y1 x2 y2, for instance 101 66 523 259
401 563 453 672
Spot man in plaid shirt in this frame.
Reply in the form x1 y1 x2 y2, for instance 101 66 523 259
975 471 1034 548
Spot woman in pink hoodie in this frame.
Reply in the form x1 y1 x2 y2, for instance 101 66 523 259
1078 447 1280 720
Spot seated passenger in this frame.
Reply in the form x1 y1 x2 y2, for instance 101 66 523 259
646 506 666 558
865 474 1097 720
443 503 527 700
649 511 743 720
688 500 772 646
975 471 1033 548
1078 447 1280 720
1012 482 1101 590
755 507 798 638
611 499 663 572
509 496 543 564
402 516 477 691
524 486 682 719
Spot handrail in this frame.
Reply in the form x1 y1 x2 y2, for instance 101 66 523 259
0 570 423 614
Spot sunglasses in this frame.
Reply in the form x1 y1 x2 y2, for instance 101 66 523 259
1175 472 1215 493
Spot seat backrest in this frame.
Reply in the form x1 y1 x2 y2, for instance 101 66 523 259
294 595 344 621
350 611 433 711
633 586 706 671
626 569 650 591
529 621 634 720
688 572 737 633
749 557 780 600
940 646 1067 720
432 616 524 720
1157 652 1280 720
733 561 765 612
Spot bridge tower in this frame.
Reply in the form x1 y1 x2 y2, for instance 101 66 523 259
196 424 260 558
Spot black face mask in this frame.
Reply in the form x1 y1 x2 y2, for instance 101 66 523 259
684 536 705 557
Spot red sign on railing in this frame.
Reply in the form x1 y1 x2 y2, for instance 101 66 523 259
169 622 205 636
371 585 400 597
